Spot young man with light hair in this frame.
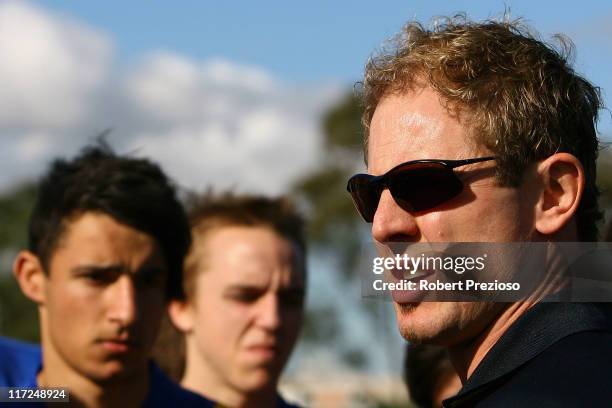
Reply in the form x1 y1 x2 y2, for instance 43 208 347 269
168 192 305 408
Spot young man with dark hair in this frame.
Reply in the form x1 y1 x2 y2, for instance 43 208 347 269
0 143 213 407
165 192 305 408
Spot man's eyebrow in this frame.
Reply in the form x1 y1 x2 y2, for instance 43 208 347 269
224 284 266 292
71 264 125 275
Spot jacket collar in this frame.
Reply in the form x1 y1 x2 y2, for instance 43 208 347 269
444 302 612 406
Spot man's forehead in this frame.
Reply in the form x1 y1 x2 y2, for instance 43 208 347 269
50 212 162 266
368 110 442 161
224 271 305 292
371 106 441 144
60 211 153 241
367 90 480 173
218 253 305 287
200 228 305 288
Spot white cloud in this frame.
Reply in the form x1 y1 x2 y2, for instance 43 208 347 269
202 58 277 92
14 131 53 162
0 1 111 129
123 52 203 123
0 1 344 196
126 83 329 195
92 49 342 195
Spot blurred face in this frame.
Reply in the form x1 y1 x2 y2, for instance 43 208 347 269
368 86 535 345
181 225 305 392
41 212 167 382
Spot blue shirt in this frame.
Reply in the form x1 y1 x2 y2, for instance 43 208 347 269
0 336 40 388
0 336 213 407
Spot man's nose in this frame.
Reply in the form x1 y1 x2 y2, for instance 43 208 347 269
108 275 138 328
371 189 419 243
256 293 280 331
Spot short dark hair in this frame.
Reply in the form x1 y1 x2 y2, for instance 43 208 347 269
182 191 306 301
362 15 603 241
27 141 191 299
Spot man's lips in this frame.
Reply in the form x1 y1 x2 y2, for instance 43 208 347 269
388 268 436 304
97 338 140 353
245 343 278 361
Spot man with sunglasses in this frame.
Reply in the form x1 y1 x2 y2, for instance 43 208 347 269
349 15 612 407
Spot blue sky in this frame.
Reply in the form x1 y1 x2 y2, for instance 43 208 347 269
34 1 612 84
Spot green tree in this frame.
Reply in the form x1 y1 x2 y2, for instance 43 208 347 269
0 182 39 341
0 276 39 341
0 183 36 249
597 149 612 209
292 92 366 273
597 147 612 239
291 92 380 370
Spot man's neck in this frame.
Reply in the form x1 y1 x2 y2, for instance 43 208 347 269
448 301 534 383
181 341 277 408
39 341 149 407
447 240 573 383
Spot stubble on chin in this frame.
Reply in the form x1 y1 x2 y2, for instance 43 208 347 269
395 301 503 347
396 302 418 313
393 302 426 344
393 302 463 345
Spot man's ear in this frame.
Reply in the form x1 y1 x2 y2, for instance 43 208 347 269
13 250 47 304
168 299 194 333
533 153 583 237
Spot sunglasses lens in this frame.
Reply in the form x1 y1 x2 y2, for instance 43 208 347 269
347 174 381 222
388 163 463 212
347 163 465 222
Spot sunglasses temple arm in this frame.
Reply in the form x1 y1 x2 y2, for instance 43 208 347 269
449 156 496 168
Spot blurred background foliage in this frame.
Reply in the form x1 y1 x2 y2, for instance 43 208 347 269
0 183 36 249
598 149 612 213
292 93 365 275
290 92 377 370
0 183 39 341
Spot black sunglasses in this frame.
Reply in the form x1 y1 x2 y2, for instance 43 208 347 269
346 157 496 222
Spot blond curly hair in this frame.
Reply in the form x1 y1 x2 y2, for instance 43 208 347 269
361 14 603 240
